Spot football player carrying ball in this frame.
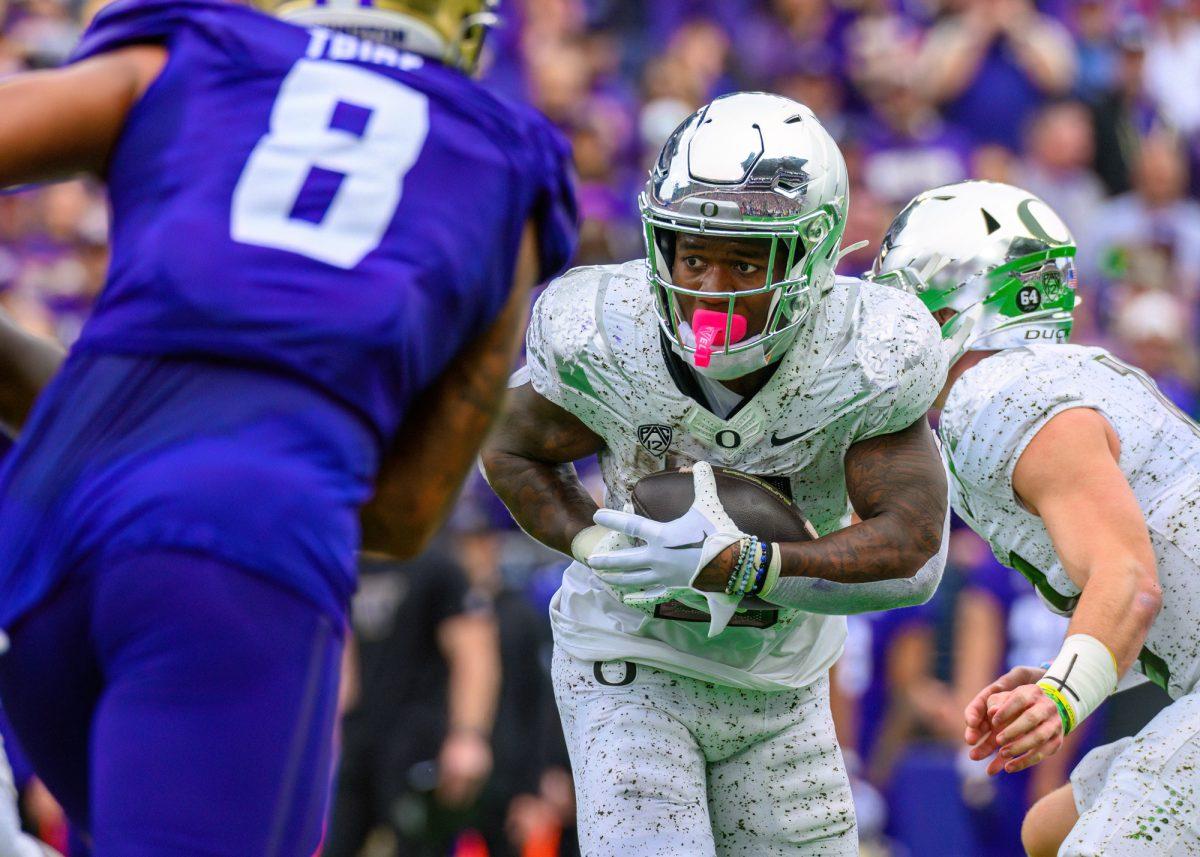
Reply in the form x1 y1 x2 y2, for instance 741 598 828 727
483 93 950 855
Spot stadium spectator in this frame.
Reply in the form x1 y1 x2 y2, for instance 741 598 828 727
1090 18 1164 196
1143 0 1200 137
1068 0 1119 103
1111 290 1200 415
916 0 1077 150
1015 100 1107 242
451 498 576 857
857 74 972 208
1082 133 1200 323
3 0 76 68
731 0 846 92
772 57 847 141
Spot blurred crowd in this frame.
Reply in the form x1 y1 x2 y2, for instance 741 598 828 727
1 0 1196 855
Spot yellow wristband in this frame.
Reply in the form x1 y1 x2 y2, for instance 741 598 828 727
1036 680 1077 736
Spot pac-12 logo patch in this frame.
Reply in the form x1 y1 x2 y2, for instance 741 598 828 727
637 424 673 455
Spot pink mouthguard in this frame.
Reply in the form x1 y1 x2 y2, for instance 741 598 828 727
691 309 748 368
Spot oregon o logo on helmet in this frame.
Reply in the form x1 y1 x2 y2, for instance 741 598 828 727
1017 198 1071 245
700 201 719 218
1017 286 1042 312
715 429 742 449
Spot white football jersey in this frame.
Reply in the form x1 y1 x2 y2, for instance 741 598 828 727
519 259 946 691
941 343 1200 700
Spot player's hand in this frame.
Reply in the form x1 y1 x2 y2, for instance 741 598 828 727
965 666 1064 775
436 729 493 809
964 664 1046 750
981 683 1064 774
588 461 745 604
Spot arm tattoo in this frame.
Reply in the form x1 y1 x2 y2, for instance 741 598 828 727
480 383 605 557
776 417 948 583
361 228 539 558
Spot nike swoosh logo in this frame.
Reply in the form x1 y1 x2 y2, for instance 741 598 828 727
770 430 806 446
768 390 880 448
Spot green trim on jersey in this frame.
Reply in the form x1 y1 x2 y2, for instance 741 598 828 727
1009 551 1079 614
1010 551 1172 693
556 354 600 400
1138 647 1172 694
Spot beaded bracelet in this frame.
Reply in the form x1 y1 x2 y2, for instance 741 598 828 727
736 544 758 594
724 536 763 598
749 541 773 596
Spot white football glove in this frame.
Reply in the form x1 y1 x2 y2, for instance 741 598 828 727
587 461 746 636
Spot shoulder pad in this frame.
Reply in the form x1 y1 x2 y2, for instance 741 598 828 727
851 281 947 437
525 263 644 420
529 264 610 358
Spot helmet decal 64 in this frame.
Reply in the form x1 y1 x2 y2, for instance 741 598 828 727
870 181 1078 363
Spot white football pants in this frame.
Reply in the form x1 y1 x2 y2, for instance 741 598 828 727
1065 689 1200 855
552 646 856 856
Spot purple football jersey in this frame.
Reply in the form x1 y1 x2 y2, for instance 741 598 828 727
71 0 576 443
0 0 576 628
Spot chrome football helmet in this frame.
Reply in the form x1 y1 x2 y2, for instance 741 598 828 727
641 92 849 380
871 181 1077 364
262 0 500 73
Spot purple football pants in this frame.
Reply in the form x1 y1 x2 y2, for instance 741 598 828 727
0 548 343 856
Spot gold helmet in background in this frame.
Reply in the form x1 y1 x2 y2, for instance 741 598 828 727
260 0 500 73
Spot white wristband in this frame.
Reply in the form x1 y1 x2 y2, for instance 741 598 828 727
1037 634 1119 735
571 524 614 565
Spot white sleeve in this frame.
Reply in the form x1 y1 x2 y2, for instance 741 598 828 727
763 503 950 614
523 279 571 409
946 359 1108 499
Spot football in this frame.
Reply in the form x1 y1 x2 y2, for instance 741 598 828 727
630 466 819 546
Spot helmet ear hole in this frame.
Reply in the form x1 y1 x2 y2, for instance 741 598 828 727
655 230 677 270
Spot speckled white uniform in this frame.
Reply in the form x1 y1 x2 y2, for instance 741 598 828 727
525 260 945 691
521 260 944 856
552 649 855 857
940 343 1200 855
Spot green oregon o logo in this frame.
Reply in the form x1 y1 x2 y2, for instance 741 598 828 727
1017 199 1070 245
715 429 742 449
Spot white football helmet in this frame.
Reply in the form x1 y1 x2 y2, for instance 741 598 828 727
640 92 849 380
